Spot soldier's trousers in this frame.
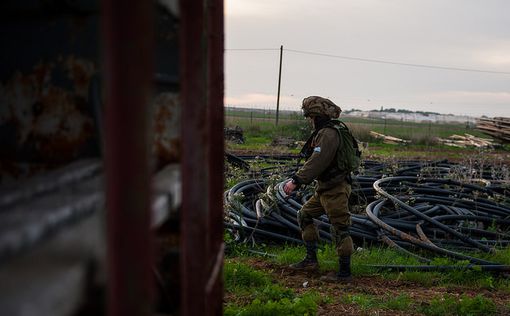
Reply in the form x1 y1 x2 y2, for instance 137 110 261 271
297 181 354 256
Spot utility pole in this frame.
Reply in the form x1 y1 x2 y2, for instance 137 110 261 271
276 45 283 125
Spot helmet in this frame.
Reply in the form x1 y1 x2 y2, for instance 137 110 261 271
302 96 341 118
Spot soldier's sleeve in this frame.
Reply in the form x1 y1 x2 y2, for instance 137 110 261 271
292 128 339 185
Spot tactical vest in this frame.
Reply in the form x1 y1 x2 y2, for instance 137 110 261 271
300 120 361 182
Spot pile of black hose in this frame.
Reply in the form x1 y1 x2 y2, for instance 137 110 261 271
224 155 510 273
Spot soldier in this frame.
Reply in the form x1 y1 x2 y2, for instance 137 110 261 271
283 96 354 282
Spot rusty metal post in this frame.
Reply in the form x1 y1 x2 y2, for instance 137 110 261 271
206 0 225 314
101 1 154 315
180 0 209 315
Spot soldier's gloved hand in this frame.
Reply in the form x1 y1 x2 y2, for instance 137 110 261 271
283 179 297 195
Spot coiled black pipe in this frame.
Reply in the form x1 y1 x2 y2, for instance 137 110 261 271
224 156 510 271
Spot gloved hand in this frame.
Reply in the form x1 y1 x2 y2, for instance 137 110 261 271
283 179 297 195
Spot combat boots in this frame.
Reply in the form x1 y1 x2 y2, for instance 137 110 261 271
338 255 352 280
289 241 319 271
320 256 352 282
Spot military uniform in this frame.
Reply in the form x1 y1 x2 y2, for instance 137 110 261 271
286 95 355 281
292 125 354 257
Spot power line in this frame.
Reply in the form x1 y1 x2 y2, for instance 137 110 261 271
285 48 510 75
227 47 510 75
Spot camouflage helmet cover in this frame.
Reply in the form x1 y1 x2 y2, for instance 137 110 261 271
301 96 341 119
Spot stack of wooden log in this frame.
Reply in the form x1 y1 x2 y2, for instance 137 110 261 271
370 131 411 145
476 117 510 143
436 134 495 149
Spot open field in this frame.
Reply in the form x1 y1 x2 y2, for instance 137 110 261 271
226 109 486 141
225 109 510 162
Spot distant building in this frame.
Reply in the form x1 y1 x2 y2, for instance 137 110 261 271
346 111 476 124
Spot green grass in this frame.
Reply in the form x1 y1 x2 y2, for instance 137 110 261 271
420 294 497 316
224 260 319 315
226 116 311 152
340 291 498 315
224 295 318 316
479 245 510 265
341 293 377 310
398 271 442 287
273 244 422 275
341 293 413 311
230 242 510 291
224 242 510 314
366 142 467 158
383 293 414 310
224 261 271 291
333 116 486 140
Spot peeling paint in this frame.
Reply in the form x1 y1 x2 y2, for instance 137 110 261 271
152 92 180 167
0 57 97 165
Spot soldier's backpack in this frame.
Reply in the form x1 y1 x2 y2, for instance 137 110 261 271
331 120 361 174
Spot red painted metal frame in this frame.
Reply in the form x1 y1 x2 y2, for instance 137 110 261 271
180 0 208 314
180 0 209 315
180 0 224 314
101 1 155 315
206 0 225 314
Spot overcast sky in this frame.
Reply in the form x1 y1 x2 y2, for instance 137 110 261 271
224 0 510 117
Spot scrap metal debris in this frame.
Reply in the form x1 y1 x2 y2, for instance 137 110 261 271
224 126 244 144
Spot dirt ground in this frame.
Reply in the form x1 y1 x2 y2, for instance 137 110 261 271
232 257 510 316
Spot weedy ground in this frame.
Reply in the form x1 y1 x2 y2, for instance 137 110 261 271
224 242 510 315
223 112 510 315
